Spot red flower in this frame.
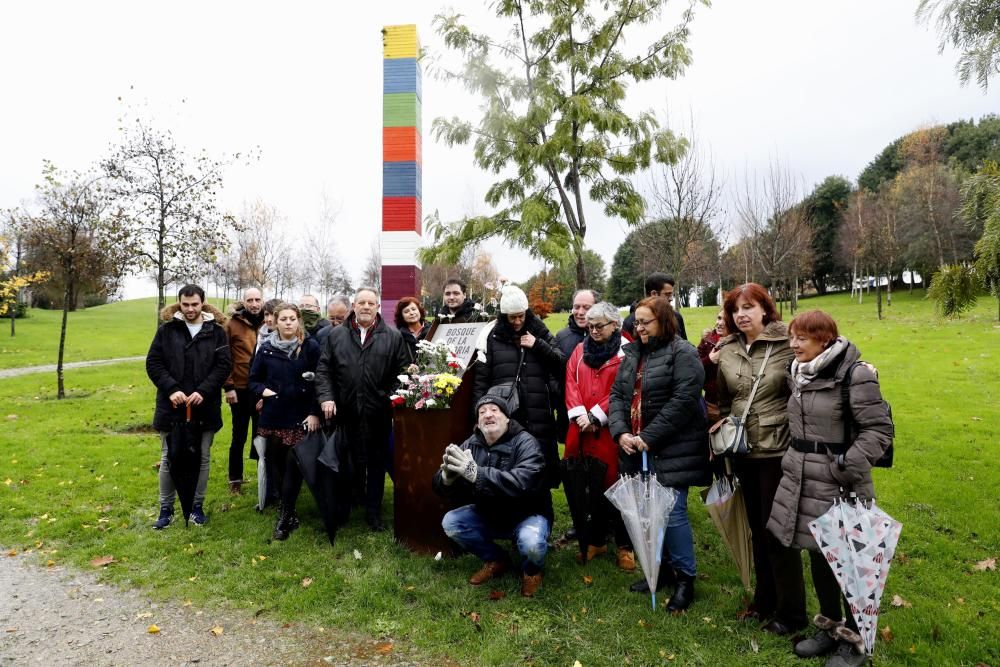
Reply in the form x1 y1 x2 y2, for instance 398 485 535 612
391 396 405 407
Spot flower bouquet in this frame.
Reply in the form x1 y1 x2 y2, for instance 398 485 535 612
390 339 465 410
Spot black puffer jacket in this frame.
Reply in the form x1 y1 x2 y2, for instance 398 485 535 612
472 311 565 443
432 420 553 526
315 313 409 422
146 303 232 432
248 335 321 429
555 316 586 359
609 336 711 488
437 298 482 324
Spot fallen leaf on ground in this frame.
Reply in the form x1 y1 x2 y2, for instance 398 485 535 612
488 590 506 601
880 625 894 643
188 576 198 581
5 628 15 633
890 594 912 608
469 611 481 624
353 549 363 560
301 577 313 588
45 560 55 567
183 600 193 607
375 642 393 655
5 549 16 557
136 612 152 619
3 479 11 486
973 557 996 571
970 416 982 421
210 625 223 636
404 585 415 591
750 638 759 653
257 555 267 561
573 661 582 667
147 624 160 634
582 575 593 585
90 555 115 568
638 618 650 628
434 551 443 560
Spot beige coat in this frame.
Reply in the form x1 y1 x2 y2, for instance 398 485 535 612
766 340 894 551
716 320 794 459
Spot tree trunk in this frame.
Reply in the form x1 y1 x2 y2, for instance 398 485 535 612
57 281 71 399
574 241 587 289
886 272 892 307
876 272 883 321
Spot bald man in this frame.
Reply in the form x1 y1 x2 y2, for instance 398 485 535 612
223 287 264 495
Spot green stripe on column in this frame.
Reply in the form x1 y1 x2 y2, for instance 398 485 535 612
383 93 421 128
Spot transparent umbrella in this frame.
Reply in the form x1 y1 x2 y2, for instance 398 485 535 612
252 435 268 512
605 451 678 610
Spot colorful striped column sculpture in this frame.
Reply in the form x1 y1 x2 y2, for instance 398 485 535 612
381 24 422 320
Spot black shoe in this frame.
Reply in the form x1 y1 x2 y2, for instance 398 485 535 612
762 618 806 636
366 512 386 532
795 628 839 658
152 505 173 530
825 640 867 666
666 574 695 612
629 562 675 593
273 512 298 541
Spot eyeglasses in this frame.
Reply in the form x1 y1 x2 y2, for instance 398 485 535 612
587 321 614 332
634 318 655 328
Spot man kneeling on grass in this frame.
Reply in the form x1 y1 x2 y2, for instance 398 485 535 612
432 395 553 597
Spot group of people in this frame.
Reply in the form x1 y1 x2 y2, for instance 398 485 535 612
145 272 892 667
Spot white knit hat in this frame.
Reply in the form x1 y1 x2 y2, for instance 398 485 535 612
499 285 529 314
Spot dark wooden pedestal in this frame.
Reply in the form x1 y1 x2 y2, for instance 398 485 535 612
392 365 476 554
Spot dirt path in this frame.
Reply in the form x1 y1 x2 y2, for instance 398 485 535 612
0 357 146 380
0 553 424 666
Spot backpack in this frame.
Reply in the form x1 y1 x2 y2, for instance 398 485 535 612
841 361 895 468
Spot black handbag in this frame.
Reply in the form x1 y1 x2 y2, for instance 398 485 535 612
486 349 525 415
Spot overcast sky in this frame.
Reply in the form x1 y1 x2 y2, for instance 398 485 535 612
1 1 996 298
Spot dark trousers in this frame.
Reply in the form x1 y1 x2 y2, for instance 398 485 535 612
228 388 258 483
734 456 806 627
274 445 303 514
345 415 392 518
810 550 858 631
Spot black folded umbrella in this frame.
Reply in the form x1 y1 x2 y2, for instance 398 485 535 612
167 404 203 526
559 442 609 563
293 425 352 545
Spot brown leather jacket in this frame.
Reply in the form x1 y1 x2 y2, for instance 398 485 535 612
224 307 259 391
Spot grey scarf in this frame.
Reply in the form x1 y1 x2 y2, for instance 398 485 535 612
267 331 300 358
791 336 848 389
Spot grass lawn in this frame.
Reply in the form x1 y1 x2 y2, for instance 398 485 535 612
0 290 997 665
0 297 231 369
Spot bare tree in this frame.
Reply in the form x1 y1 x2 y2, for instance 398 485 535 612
361 239 382 294
638 122 725 306
733 160 813 313
235 200 283 290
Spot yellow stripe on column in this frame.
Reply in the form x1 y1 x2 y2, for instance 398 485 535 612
383 24 420 59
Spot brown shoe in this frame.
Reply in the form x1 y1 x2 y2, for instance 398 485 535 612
520 572 543 597
469 559 508 586
617 547 637 571
574 544 608 564
228 481 242 496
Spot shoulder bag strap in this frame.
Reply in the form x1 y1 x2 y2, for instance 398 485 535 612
512 348 526 386
739 343 773 423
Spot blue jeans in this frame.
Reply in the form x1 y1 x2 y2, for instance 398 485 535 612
665 487 696 578
442 505 550 572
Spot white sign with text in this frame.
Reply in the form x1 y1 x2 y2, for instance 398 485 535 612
430 322 492 376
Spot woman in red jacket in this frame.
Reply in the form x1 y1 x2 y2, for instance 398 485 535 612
563 301 634 571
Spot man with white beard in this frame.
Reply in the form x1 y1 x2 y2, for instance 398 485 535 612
433 395 553 598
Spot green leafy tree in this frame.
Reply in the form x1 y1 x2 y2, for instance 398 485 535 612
917 0 1000 90
927 264 980 316
524 249 607 313
422 0 702 288
960 161 1000 318
804 176 852 293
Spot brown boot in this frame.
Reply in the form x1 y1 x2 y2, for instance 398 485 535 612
229 481 242 496
469 559 508 586
520 572 543 597
616 547 637 571
575 544 608 564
